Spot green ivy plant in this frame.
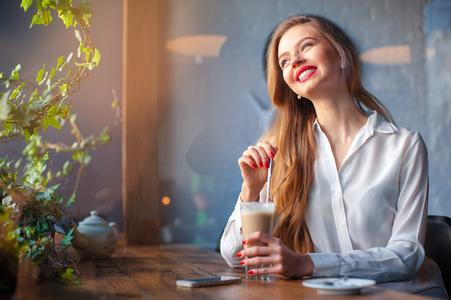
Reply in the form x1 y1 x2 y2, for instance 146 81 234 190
0 0 119 289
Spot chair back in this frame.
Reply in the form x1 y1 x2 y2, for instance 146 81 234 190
425 215 451 296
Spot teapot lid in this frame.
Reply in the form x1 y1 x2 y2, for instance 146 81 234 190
79 211 108 227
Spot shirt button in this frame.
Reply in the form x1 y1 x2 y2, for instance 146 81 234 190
340 224 345 229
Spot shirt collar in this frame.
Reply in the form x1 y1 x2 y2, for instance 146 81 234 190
366 110 395 134
313 110 395 134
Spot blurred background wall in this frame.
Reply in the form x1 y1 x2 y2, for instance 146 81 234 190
1 0 450 250
158 0 451 249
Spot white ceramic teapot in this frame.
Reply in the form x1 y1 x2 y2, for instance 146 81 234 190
67 210 119 259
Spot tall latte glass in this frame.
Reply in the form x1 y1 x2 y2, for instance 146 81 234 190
240 201 275 280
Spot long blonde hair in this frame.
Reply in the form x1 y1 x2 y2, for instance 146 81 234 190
263 15 394 254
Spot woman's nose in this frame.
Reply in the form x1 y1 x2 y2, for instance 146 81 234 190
291 55 304 68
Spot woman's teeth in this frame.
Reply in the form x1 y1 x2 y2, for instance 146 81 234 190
299 69 315 81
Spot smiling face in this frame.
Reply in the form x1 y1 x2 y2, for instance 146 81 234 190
277 24 344 100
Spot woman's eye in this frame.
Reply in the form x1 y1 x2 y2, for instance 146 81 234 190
302 43 313 51
280 59 290 68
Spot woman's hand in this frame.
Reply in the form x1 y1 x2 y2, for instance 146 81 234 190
238 232 315 278
238 142 278 202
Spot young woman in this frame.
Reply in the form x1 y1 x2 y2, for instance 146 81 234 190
220 15 447 298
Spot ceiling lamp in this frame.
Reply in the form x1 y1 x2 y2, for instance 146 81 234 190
165 35 228 63
359 45 410 65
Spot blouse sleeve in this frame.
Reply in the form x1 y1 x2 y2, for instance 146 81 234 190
309 132 429 283
219 198 244 267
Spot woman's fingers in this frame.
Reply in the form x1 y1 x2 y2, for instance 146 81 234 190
256 142 278 160
246 264 279 276
238 232 314 278
237 142 278 202
240 246 277 261
243 231 279 247
244 146 265 167
242 142 277 168
238 155 258 169
239 245 283 276
240 233 281 258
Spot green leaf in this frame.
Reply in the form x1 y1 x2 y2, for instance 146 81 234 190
10 86 20 100
62 160 71 175
24 128 32 143
26 226 36 239
92 48 101 66
41 9 53 26
76 62 94 71
74 30 82 43
77 42 83 58
58 8 74 28
4 121 13 135
98 126 110 144
61 227 74 245
11 64 21 81
36 68 45 83
2 195 13 206
42 0 58 9
43 120 49 133
14 158 22 169
44 116 61 131
0 91 11 121
72 2 93 26
29 88 39 102
48 116 61 129
46 78 52 90
49 183 61 191
30 14 44 28
66 52 73 64
83 47 92 56
20 0 33 12
79 1 94 15
61 268 77 281
10 83 25 100
41 225 49 234
35 189 53 201
56 56 64 69
59 83 68 96
72 150 91 165
65 193 76 207
49 68 56 80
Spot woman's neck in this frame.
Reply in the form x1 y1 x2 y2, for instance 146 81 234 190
312 91 367 143
311 91 368 170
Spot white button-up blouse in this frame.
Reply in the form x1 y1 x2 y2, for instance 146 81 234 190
220 111 445 294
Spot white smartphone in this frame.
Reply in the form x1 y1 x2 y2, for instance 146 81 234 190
176 276 242 288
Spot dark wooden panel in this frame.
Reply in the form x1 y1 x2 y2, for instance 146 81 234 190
122 0 160 245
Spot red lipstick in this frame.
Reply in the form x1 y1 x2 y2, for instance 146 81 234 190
295 66 317 83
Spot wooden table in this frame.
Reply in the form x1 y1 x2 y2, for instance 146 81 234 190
11 238 430 300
